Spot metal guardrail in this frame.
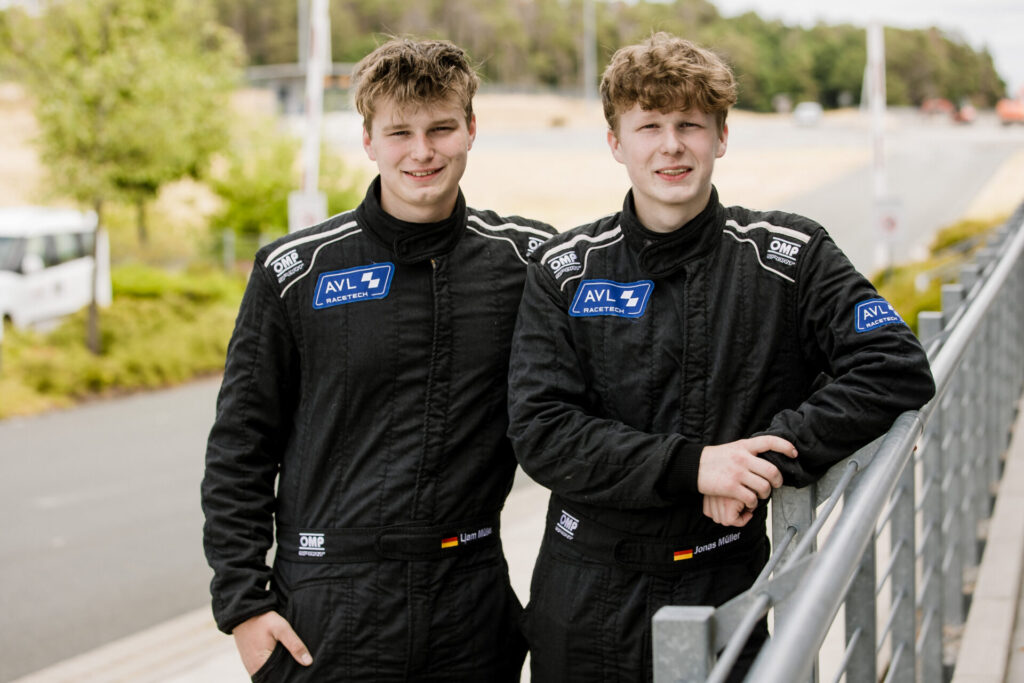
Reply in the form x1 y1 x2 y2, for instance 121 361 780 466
653 200 1024 683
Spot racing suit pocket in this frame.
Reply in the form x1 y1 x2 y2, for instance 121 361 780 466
256 575 354 682
250 641 288 683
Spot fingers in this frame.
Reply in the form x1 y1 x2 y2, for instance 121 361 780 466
703 495 754 527
272 619 313 667
746 435 798 458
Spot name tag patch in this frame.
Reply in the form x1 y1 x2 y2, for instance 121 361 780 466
569 279 654 318
313 263 394 309
855 298 904 333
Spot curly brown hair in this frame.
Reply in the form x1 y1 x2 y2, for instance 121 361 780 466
600 32 737 134
353 37 479 134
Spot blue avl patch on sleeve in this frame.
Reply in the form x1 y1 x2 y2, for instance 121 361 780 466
313 263 394 309
569 279 654 318
855 297 905 333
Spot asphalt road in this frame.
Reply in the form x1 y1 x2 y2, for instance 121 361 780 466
756 112 1024 273
0 378 223 682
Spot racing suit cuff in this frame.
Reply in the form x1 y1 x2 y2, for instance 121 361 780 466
758 450 817 489
656 441 704 499
215 596 280 635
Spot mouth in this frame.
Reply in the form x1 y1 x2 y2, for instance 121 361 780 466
656 166 691 179
404 167 443 180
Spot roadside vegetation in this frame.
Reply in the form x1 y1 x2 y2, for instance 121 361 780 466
874 216 1006 335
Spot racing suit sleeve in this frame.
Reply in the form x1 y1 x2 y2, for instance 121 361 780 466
756 233 936 487
507 261 703 509
201 264 299 633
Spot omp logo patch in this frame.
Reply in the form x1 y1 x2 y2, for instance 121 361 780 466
298 532 325 558
555 510 579 540
313 263 394 309
527 237 544 257
855 298 905 333
548 251 581 277
569 279 654 318
767 237 802 266
270 249 305 283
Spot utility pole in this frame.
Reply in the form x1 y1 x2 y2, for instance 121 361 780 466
867 21 900 271
288 0 330 232
583 0 597 100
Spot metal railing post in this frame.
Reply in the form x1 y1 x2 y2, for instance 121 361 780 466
917 312 946 681
888 463 916 682
653 606 715 682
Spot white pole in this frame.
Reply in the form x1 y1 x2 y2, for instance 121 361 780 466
867 22 887 201
867 21 898 270
289 0 329 232
583 0 597 101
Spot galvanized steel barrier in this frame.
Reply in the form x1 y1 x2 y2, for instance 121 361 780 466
653 201 1024 683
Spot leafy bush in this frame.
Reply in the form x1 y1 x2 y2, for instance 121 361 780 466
0 264 244 419
873 215 1004 335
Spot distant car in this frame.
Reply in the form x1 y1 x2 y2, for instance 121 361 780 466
996 97 1024 125
952 103 977 124
0 206 111 329
793 101 823 126
920 98 954 116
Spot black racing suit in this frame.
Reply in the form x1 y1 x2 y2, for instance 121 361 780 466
202 178 555 682
507 188 935 682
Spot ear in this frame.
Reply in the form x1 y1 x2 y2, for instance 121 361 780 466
716 122 729 159
607 128 625 165
362 125 376 161
467 113 477 151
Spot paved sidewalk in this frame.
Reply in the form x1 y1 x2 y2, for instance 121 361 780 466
952 402 1024 683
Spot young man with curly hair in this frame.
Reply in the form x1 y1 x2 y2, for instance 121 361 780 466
508 33 934 681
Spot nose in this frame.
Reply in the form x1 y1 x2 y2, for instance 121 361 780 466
410 132 434 161
659 128 683 155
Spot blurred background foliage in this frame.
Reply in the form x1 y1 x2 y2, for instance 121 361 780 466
212 0 1006 109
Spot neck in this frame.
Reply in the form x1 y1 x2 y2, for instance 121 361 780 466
634 188 712 234
379 187 457 224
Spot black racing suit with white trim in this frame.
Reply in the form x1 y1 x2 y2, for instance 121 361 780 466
201 178 555 682
507 188 935 682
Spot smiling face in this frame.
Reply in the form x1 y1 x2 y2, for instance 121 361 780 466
362 96 476 224
607 105 727 233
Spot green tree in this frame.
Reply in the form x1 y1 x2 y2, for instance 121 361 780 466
208 117 363 260
1 0 243 351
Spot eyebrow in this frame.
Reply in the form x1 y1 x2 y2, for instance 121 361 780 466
380 117 460 134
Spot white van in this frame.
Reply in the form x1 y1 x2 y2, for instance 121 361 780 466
0 207 112 329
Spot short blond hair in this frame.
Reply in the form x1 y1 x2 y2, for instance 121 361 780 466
353 38 479 133
600 32 737 134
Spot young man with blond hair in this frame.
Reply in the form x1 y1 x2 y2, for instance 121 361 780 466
202 38 554 681
508 32 934 681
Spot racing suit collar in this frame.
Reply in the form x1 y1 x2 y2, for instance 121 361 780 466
356 176 468 264
620 186 724 278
